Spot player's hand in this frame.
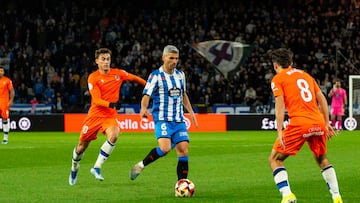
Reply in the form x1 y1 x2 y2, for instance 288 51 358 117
190 113 199 128
140 108 149 119
109 101 121 110
326 124 337 140
277 131 285 149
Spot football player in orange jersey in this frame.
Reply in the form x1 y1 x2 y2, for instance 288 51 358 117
268 48 342 203
69 48 146 185
0 65 14 144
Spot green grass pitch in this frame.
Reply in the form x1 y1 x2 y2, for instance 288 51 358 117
0 130 359 202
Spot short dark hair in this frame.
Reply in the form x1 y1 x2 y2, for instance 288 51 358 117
95 48 112 59
0 65 4 70
270 48 293 67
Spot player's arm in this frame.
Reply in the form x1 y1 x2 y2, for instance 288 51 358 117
9 86 15 106
125 73 147 86
328 84 337 97
343 91 348 106
140 94 150 118
316 91 330 123
183 92 198 128
88 75 115 108
316 91 336 138
90 84 114 107
274 95 285 148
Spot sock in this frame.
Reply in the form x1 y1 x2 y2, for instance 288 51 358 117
71 147 84 170
94 140 116 168
331 120 336 127
337 120 342 130
3 120 9 141
273 167 292 197
143 147 166 166
321 165 341 198
177 156 188 180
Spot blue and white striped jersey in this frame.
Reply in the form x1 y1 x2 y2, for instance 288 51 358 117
143 66 186 122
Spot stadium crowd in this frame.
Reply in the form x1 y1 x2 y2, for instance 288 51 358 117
0 0 359 113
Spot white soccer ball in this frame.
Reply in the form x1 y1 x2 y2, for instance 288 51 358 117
175 178 195 197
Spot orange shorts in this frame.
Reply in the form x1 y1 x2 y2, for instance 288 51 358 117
0 103 9 119
79 116 120 142
273 124 327 157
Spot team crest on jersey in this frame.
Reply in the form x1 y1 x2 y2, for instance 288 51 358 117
169 87 181 98
115 75 120 81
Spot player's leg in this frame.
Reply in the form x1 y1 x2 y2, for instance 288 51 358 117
91 119 120 181
2 119 9 144
309 134 342 202
69 140 89 185
174 141 189 180
330 106 337 129
130 138 170 180
336 115 341 132
315 155 342 202
173 122 190 180
269 125 304 202
69 117 98 185
1 109 9 144
130 121 171 180
269 150 296 203
330 112 336 129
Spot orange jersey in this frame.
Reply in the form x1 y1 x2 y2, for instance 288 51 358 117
271 67 325 126
87 68 146 118
0 76 13 103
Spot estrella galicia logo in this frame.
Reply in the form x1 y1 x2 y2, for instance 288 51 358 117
18 117 31 131
168 87 181 98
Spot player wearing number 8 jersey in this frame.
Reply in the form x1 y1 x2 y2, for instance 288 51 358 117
268 48 342 203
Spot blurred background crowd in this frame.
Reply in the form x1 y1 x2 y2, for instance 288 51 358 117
0 0 359 113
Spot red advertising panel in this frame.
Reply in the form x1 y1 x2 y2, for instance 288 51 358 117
64 114 226 133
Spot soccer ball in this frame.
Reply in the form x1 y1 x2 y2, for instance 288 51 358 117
175 179 195 197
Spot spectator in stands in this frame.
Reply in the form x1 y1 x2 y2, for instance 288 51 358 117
44 61 56 86
130 82 144 104
16 82 29 103
29 96 39 114
33 77 45 102
44 84 55 103
121 80 133 104
244 86 257 107
203 86 214 107
233 88 243 104
55 95 64 113
188 83 201 104
79 71 89 106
